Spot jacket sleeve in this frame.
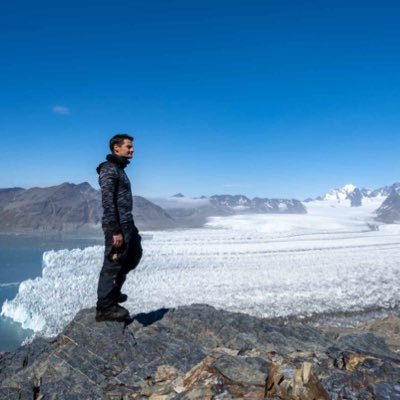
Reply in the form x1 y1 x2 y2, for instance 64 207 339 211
99 164 121 234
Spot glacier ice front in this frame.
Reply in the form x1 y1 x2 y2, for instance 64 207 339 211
2 209 400 339
1 246 103 336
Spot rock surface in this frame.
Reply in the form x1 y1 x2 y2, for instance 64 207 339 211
1 304 400 399
346 187 363 207
375 189 400 224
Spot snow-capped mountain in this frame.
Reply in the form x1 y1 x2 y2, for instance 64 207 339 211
210 195 306 214
252 198 306 214
321 183 368 207
323 184 358 203
319 183 400 207
209 195 252 209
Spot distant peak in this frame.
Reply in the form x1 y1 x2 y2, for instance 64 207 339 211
323 184 357 203
172 193 185 198
342 184 356 192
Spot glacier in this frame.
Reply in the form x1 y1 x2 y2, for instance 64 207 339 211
2 198 400 339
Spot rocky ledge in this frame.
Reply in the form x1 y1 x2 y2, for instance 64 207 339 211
1 304 400 399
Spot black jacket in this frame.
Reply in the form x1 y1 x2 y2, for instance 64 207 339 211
96 154 133 234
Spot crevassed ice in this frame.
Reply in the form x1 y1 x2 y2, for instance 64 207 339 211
2 204 400 339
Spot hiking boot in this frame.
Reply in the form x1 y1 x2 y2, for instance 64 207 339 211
118 293 128 303
96 305 129 322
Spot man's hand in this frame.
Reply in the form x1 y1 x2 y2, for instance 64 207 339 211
113 233 124 248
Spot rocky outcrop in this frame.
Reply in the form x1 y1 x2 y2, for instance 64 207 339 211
375 189 400 223
346 187 362 207
1 304 400 399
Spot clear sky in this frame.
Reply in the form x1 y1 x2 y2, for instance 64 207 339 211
1 0 399 199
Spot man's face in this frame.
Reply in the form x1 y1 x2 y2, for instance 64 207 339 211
114 139 134 159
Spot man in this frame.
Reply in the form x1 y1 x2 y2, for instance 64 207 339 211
95 134 143 322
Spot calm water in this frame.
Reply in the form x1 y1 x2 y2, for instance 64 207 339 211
0 234 103 352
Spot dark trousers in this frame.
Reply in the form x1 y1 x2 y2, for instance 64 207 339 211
97 221 143 310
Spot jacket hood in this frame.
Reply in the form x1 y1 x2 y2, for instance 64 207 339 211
96 154 130 174
96 162 107 175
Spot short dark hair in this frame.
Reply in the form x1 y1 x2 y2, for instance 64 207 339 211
109 134 134 152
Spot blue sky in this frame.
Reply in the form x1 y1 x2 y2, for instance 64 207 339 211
1 0 399 199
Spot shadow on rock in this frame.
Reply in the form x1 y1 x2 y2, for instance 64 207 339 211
130 307 169 327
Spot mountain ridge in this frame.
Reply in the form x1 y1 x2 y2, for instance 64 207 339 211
309 182 400 208
0 183 308 233
0 182 176 233
2 181 400 232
